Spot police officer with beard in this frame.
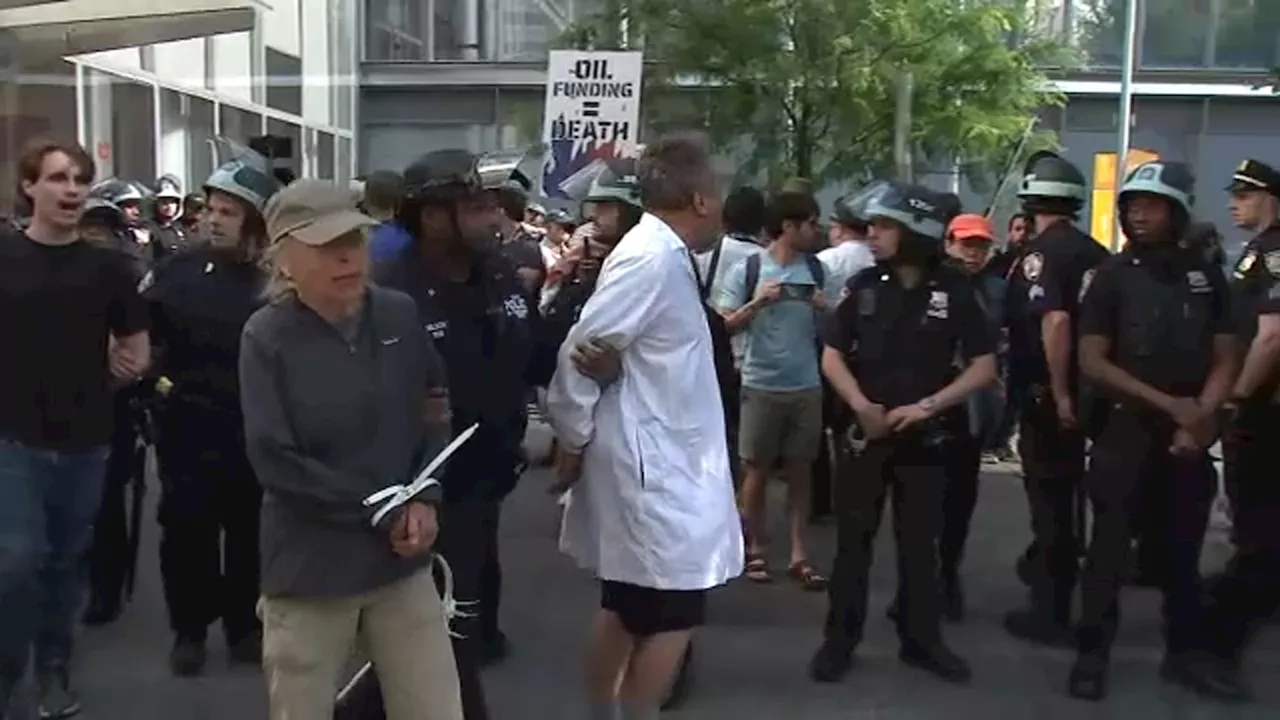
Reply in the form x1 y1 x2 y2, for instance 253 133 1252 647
146 156 278 676
809 182 996 686
1192 159 1280 701
151 174 190 257
1070 161 1237 701
1002 154 1109 647
374 149 558 720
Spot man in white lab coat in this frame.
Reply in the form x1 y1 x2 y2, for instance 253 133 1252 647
546 134 744 720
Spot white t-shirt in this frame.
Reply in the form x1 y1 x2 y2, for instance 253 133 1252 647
817 241 875 294
693 235 763 362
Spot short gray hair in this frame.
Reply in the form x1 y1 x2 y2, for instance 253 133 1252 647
637 132 716 212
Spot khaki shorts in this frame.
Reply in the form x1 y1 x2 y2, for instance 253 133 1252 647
739 386 824 466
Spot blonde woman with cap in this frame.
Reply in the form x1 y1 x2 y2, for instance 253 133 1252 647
239 179 463 720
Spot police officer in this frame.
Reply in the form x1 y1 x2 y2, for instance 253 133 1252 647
1193 159 1280 700
808 182 996 686
180 192 205 236
151 174 190 257
81 190 152 627
478 149 546 294
1002 153 1109 647
1070 161 1237 701
374 149 557 720
147 156 278 676
89 178 157 271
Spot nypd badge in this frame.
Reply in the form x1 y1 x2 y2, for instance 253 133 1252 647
1078 268 1096 302
1021 252 1044 282
1266 250 1280 277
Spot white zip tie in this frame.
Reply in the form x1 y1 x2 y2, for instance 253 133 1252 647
363 423 480 528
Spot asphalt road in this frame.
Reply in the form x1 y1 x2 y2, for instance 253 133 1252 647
43 423 1280 719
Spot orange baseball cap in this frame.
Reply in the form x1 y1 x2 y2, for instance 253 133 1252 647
947 213 995 241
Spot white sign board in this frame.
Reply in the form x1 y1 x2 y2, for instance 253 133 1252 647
540 50 644 199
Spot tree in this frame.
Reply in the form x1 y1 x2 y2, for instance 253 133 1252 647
562 0 1068 188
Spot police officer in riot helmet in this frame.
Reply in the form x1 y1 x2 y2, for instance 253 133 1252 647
180 192 205 236
1194 159 1280 702
151 174 190 257
90 178 156 268
1070 161 1237 701
478 150 547 294
374 148 559 720
1002 152 1109 648
809 182 997 686
144 156 278 676
77 197 135 259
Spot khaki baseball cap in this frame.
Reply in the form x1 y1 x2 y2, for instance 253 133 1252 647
264 179 377 246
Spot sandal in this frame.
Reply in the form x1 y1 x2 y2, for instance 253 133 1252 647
744 553 773 583
788 562 828 592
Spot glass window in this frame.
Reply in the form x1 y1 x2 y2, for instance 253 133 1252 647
365 0 427 61
267 118 304 181
110 76 156 182
188 97 217 190
338 136 352 185
1076 0 1212 68
1213 0 1280 68
219 104 262 145
0 60 76 214
318 132 336 179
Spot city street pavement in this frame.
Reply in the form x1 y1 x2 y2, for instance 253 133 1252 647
58 422 1279 719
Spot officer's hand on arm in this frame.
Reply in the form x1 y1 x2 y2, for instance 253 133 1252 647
549 444 583 494
856 401 891 439
571 339 622 386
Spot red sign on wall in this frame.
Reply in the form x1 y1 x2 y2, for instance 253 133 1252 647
96 141 111 161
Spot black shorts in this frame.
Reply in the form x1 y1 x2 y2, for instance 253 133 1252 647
599 580 707 637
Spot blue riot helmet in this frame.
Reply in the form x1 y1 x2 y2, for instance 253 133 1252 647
862 181 958 264
203 157 279 215
1018 152 1087 217
1117 160 1195 242
831 181 890 232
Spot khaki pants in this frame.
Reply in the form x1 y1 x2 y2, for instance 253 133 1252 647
260 568 463 720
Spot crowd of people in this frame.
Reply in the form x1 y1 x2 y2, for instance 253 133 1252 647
0 125 1276 720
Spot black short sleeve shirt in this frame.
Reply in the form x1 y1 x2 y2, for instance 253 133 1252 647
0 231 150 449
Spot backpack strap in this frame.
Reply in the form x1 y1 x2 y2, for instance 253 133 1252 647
742 253 762 304
805 253 826 288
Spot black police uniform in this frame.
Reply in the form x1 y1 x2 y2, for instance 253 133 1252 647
816 258 994 674
376 246 555 720
1199 160 1280 682
143 248 264 666
1003 218 1108 638
1072 242 1228 696
83 205 155 625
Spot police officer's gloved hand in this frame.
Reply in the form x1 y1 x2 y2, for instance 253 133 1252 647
571 339 622 387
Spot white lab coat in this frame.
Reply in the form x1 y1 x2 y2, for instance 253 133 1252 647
547 213 744 591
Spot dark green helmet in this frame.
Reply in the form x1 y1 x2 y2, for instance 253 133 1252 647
402 149 483 202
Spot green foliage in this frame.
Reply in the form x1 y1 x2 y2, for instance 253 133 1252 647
560 0 1069 187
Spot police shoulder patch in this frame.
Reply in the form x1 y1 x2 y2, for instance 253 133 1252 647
1236 250 1258 277
1078 268 1096 302
1266 250 1280 278
137 270 155 294
1021 252 1044 281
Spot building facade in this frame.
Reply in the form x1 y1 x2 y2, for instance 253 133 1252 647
1 0 358 211
356 0 1280 256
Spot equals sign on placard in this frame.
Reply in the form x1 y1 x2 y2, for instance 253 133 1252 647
581 101 600 118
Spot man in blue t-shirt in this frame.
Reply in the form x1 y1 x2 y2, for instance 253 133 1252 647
715 191 840 591
361 170 414 262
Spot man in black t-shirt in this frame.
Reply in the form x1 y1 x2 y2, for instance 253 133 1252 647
0 138 150 719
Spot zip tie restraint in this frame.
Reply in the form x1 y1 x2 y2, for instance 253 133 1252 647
362 422 480 528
